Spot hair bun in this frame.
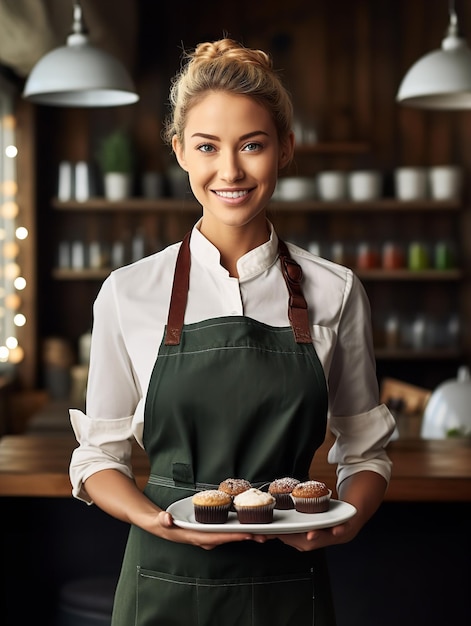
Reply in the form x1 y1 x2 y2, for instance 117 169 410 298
192 38 273 70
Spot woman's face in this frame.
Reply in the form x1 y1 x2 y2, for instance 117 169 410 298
173 91 293 234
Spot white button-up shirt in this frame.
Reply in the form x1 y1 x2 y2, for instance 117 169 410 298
70 221 395 503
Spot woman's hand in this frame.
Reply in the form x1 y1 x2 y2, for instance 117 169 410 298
271 517 359 551
152 510 360 552
155 511 267 550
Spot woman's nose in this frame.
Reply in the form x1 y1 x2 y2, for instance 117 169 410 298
219 151 243 182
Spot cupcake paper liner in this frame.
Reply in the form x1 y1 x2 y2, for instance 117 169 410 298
291 490 332 514
235 502 275 524
194 503 231 524
271 493 295 510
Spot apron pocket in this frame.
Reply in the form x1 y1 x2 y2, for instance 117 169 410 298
137 567 315 626
137 568 199 626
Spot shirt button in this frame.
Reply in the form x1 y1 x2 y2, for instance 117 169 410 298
230 310 238 315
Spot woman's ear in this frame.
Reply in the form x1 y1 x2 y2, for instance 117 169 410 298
278 131 295 171
172 135 188 172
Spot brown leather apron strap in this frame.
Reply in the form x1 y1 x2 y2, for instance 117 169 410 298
164 231 191 345
165 231 312 345
277 239 313 344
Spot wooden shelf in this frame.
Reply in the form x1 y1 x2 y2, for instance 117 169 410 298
356 269 462 280
52 266 462 281
269 199 461 212
52 197 200 212
375 348 462 360
51 197 462 213
52 197 462 214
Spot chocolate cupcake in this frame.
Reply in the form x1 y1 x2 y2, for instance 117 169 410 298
291 481 332 513
268 477 300 510
233 488 276 524
219 478 252 510
192 490 232 524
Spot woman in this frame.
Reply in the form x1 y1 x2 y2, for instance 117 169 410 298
69 38 395 625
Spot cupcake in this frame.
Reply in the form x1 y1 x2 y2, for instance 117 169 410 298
291 481 332 513
268 477 300 510
219 478 252 510
233 488 276 524
192 490 232 524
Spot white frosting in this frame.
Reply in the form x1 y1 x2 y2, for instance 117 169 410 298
233 488 275 507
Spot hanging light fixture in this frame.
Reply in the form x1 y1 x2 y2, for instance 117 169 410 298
396 0 471 109
22 1 139 107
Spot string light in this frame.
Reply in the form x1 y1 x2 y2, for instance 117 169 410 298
1 84 24 367
13 313 26 327
16 226 28 240
14 276 26 290
5 145 17 158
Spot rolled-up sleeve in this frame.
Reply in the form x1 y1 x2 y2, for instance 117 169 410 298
328 405 395 487
69 409 135 503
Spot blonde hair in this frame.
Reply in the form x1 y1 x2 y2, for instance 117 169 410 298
162 39 293 147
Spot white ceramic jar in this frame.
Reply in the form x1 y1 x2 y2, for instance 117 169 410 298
348 170 383 201
275 176 316 200
394 167 428 200
428 165 463 200
316 171 347 201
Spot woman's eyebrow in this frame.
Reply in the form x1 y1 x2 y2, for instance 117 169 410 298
191 132 219 140
240 130 269 140
190 130 269 140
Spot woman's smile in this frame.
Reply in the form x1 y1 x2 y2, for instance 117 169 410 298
212 187 254 202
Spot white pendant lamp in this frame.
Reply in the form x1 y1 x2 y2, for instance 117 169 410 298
23 1 139 107
396 1 471 110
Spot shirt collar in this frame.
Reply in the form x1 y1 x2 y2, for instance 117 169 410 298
189 219 280 281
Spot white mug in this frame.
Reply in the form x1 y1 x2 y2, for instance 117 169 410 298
428 166 463 200
317 171 347 201
394 167 428 200
348 170 382 201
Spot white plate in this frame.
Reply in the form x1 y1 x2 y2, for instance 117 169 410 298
167 497 357 534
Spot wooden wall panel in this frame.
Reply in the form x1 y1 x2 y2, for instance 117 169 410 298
143 0 471 173
370 0 402 169
351 2 372 142
32 0 471 393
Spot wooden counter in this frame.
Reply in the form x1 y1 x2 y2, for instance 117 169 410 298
0 433 470 500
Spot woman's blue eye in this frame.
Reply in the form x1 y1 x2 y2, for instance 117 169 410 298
244 142 261 152
197 144 215 153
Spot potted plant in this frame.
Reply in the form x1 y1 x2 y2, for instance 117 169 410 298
96 129 135 200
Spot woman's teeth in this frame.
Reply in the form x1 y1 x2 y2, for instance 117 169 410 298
215 190 248 198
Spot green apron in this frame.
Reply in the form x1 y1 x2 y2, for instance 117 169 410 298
111 232 336 625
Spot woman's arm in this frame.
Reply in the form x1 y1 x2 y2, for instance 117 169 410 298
83 468 262 549
336 469 388 531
